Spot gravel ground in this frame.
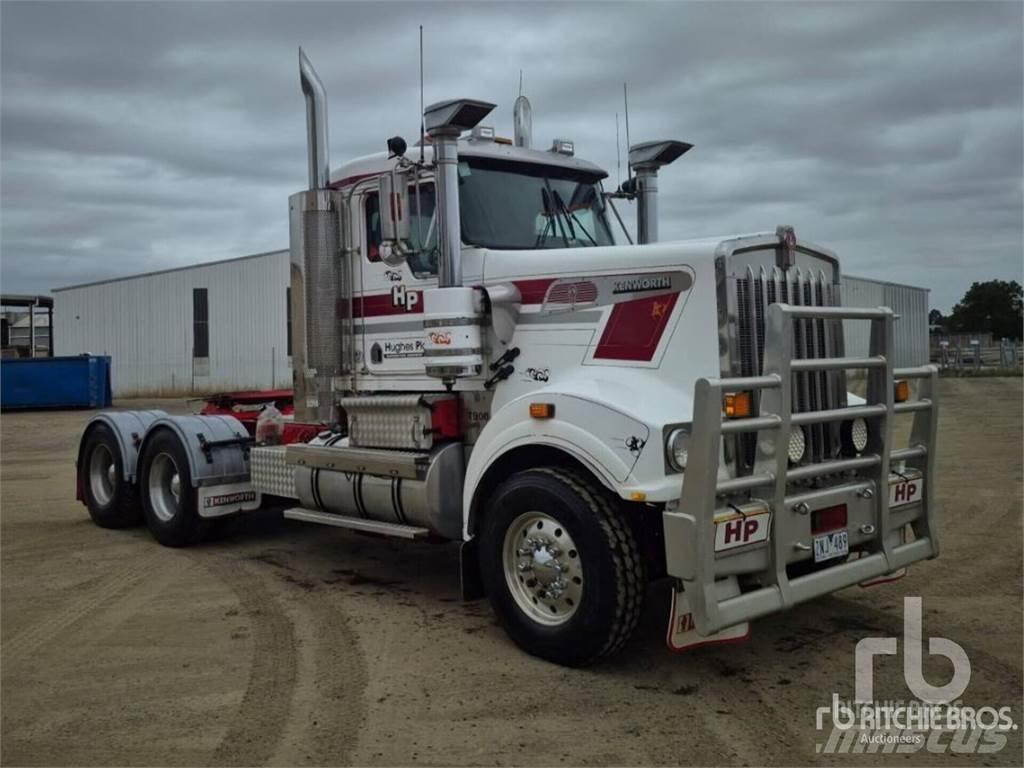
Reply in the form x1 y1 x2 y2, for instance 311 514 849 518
1 377 1021 766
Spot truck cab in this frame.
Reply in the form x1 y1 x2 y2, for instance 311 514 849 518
75 50 939 667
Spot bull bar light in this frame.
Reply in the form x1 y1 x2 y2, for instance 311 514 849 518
841 417 870 454
788 426 807 464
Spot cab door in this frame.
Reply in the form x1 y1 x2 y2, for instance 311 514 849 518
354 180 439 380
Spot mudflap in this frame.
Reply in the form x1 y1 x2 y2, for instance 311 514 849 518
667 576 750 652
459 538 485 600
197 483 261 518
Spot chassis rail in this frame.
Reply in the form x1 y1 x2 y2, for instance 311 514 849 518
664 303 939 635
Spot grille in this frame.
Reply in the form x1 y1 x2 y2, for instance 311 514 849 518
734 264 846 467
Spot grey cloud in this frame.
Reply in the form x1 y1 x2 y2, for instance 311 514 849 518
1 1 1021 311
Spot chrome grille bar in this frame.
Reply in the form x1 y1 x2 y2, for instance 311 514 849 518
733 264 845 471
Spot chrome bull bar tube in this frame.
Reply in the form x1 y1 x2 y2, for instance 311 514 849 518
664 303 939 636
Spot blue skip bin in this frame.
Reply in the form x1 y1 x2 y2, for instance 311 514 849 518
1 355 113 410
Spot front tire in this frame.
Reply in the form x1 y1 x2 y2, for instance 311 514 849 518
479 467 645 666
139 430 205 547
81 424 141 528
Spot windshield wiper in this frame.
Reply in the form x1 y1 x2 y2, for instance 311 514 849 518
551 189 598 247
535 188 555 248
540 185 570 248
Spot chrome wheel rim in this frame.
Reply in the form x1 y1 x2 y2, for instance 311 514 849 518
148 453 182 523
502 511 583 626
88 444 116 507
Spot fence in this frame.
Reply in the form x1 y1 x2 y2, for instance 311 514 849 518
932 339 1023 372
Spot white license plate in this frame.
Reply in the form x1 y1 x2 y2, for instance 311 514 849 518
889 475 923 507
813 530 849 563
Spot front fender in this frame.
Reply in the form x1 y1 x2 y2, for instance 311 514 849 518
463 392 650 536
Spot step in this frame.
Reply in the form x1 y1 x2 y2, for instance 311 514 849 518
283 507 430 539
284 443 429 480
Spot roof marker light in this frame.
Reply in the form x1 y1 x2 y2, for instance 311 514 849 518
549 138 574 156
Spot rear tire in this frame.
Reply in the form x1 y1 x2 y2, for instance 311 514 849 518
479 467 645 666
139 429 205 547
81 424 141 528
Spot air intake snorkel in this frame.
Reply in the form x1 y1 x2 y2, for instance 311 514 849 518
626 140 692 244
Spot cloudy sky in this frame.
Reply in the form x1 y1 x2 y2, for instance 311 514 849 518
1 1 1021 311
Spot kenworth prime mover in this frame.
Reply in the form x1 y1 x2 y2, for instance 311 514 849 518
75 50 938 665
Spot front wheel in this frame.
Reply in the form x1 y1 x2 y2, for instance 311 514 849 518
139 430 205 547
479 467 645 666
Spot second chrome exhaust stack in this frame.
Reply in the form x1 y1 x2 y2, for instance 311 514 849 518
299 47 330 190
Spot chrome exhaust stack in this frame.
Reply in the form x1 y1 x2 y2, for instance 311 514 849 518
300 48 330 190
290 48 349 424
627 140 692 244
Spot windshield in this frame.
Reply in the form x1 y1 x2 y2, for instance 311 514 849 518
458 157 614 250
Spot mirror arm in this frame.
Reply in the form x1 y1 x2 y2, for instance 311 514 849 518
605 194 634 245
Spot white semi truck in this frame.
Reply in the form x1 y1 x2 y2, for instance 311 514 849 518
75 50 939 666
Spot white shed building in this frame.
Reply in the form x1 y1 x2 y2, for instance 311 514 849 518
840 275 930 368
54 250 291 396
53 248 930 397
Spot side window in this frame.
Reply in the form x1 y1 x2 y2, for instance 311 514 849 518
364 193 382 262
408 183 437 276
363 183 438 276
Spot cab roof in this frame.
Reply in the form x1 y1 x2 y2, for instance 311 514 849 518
329 137 609 189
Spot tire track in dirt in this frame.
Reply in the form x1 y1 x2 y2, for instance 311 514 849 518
193 547 370 767
239 546 371 766
2 560 151 662
194 554 299 767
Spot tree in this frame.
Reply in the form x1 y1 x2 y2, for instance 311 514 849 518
928 308 945 326
948 280 1023 340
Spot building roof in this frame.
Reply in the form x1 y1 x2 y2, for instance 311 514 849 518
1 294 54 308
52 249 288 293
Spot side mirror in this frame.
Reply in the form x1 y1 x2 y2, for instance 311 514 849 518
379 168 411 265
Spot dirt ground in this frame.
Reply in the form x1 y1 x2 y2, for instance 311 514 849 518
1 377 1021 766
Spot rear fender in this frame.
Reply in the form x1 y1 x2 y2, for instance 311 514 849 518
137 414 252 488
138 414 259 518
76 411 167 495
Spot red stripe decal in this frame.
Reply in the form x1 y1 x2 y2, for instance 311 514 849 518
594 293 678 361
329 171 380 190
353 292 423 318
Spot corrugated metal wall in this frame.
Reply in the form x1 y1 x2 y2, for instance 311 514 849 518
841 275 930 368
54 251 291 396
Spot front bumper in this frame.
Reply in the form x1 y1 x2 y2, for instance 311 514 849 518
663 303 939 636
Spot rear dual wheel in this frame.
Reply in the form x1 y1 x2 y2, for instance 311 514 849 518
479 467 645 667
81 424 141 529
138 430 205 547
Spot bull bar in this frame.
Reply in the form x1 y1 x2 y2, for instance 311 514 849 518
664 303 939 636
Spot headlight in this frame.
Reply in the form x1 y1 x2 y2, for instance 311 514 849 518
841 418 869 454
666 427 690 472
787 427 806 464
